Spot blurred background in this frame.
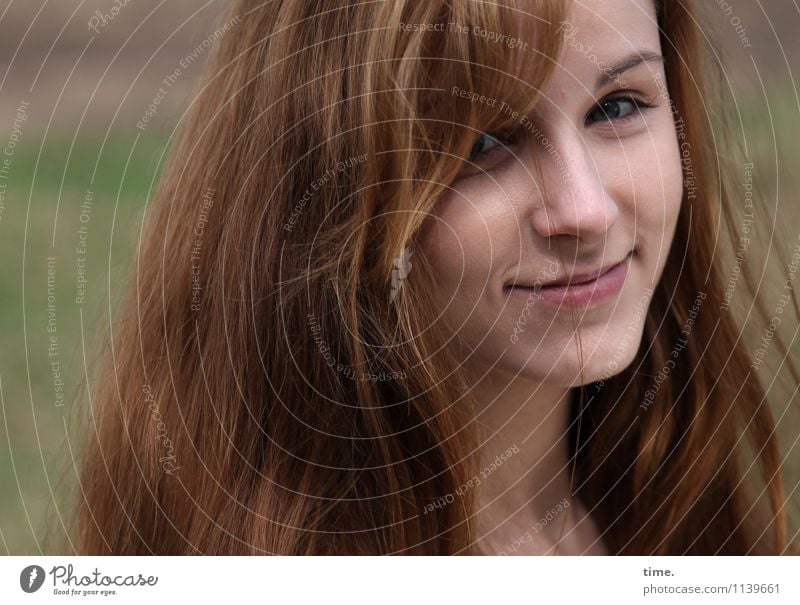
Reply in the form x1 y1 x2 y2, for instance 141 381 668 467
0 0 798 554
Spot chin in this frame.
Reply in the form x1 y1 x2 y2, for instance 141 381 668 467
502 319 646 388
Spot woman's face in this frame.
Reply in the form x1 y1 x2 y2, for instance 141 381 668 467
420 0 683 387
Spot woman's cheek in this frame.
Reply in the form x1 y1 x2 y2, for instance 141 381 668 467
622 118 685 278
611 120 684 230
423 189 512 274
420 198 486 300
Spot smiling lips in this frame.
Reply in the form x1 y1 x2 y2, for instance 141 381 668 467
506 251 633 309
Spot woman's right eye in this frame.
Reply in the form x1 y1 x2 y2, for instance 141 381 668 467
468 133 503 160
456 130 519 179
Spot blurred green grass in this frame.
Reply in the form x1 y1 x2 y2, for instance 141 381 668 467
0 131 170 553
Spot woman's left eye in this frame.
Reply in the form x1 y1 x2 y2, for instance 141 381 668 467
585 96 654 125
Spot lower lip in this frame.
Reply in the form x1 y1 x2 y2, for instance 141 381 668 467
507 252 632 310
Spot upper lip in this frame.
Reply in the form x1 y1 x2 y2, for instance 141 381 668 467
507 251 632 289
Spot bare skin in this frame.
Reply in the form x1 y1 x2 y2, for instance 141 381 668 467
420 0 682 555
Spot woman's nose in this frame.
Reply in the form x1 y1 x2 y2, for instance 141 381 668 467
528 137 619 246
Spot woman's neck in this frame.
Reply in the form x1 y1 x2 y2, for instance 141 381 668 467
465 364 605 554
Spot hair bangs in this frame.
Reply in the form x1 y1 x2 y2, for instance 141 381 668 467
417 1 567 171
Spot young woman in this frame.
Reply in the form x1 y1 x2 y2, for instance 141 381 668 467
75 0 799 555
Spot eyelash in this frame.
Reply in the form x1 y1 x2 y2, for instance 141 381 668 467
467 94 656 162
584 94 656 126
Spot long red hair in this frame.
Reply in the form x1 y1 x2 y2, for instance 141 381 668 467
74 0 798 554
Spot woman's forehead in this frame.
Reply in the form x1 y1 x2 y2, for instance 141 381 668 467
544 1 663 97
486 0 660 84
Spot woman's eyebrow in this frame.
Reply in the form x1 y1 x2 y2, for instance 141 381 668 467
595 50 665 90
